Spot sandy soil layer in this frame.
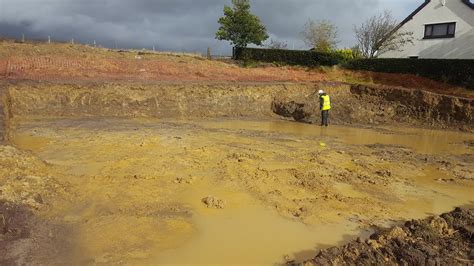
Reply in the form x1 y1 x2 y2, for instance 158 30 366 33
305 207 473 265
1 118 473 264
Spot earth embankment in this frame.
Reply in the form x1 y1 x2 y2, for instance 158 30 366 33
1 82 472 141
273 84 473 131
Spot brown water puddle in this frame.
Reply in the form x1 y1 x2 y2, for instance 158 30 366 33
390 166 474 219
7 118 474 264
198 120 474 154
154 180 360 265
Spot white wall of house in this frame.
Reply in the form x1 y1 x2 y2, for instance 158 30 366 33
380 0 474 59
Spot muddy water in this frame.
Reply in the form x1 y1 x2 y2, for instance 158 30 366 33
8 118 474 265
199 120 473 154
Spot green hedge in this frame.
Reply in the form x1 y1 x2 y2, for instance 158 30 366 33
233 47 474 89
346 58 474 89
233 47 344 66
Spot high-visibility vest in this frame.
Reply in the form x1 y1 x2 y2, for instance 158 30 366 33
321 95 331 110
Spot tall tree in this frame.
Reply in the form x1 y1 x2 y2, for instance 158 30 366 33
215 0 269 48
300 19 338 52
354 10 414 58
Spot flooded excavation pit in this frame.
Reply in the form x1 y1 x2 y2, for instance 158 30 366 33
4 118 474 264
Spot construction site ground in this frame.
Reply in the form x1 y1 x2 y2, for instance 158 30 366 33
0 41 473 265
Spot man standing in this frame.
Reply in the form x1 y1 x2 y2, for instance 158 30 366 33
318 90 331 127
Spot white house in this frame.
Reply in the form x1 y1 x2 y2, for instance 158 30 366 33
380 0 474 59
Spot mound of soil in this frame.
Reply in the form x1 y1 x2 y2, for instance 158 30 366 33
304 208 474 265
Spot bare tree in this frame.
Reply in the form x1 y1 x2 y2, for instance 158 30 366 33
354 10 414 58
265 39 288 49
300 19 338 52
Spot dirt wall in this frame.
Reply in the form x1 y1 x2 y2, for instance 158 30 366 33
273 84 473 131
2 82 473 141
6 82 316 119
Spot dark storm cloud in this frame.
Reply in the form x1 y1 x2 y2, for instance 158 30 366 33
0 0 421 55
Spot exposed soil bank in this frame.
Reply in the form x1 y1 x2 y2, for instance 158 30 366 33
304 207 474 265
1 81 472 142
273 84 473 131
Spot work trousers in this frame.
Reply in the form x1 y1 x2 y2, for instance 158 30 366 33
321 110 329 126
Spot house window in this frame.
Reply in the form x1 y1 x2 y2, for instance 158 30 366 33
424 22 456 39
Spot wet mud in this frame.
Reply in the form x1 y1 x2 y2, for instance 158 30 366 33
305 207 474 265
1 118 473 264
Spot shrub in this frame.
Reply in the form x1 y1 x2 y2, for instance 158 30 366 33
334 49 354 61
345 58 474 89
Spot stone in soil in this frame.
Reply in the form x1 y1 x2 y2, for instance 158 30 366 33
201 196 226 209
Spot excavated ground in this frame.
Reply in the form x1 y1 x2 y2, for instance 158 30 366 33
1 42 473 264
0 81 473 264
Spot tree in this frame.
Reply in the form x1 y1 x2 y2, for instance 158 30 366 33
300 19 338 52
265 39 288 50
354 10 414 58
215 0 269 48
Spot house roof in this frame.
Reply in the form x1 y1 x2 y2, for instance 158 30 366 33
396 0 431 31
461 0 474 9
396 0 473 32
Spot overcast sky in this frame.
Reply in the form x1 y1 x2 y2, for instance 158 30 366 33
0 0 423 55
